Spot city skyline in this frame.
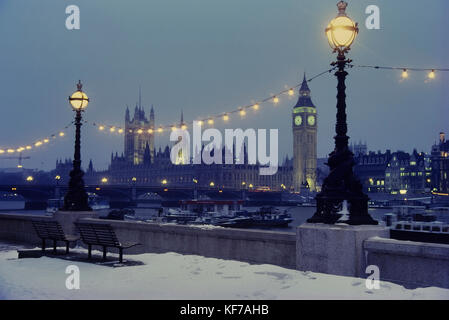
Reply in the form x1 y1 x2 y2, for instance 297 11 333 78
0 0 447 170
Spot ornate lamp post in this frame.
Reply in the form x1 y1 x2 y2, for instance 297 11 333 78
307 1 377 225
62 80 92 211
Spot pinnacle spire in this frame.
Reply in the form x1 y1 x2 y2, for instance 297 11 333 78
139 86 142 109
125 105 130 122
299 72 310 94
294 71 315 108
150 104 155 123
134 103 139 118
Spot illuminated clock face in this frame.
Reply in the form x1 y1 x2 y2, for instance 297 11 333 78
307 115 315 126
294 116 302 126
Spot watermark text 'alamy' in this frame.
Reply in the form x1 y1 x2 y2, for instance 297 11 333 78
170 121 278 175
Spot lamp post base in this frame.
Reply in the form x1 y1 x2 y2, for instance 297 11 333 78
307 191 378 226
62 167 92 212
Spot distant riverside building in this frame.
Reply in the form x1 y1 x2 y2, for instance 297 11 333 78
52 158 94 185
349 141 367 157
353 143 432 194
292 74 317 192
384 150 430 194
431 132 449 193
52 158 73 184
354 150 392 193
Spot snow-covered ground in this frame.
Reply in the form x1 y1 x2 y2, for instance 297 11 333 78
0 246 448 300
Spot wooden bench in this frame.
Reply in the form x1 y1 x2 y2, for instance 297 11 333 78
32 220 79 254
75 222 140 263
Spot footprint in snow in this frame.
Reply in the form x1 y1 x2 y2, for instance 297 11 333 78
252 290 263 297
254 271 291 281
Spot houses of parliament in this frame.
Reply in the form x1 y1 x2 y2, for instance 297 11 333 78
84 77 318 192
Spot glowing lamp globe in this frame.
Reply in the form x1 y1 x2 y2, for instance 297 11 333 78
69 80 89 110
325 1 358 52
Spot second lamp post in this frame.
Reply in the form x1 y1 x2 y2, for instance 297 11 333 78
307 1 377 225
62 80 92 211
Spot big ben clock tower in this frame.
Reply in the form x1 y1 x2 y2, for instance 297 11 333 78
292 74 317 192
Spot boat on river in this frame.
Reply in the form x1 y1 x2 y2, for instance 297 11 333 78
248 206 293 228
383 205 449 244
46 193 109 214
163 201 293 228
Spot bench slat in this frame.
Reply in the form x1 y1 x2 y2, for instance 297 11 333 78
75 222 141 263
75 222 120 247
32 220 73 241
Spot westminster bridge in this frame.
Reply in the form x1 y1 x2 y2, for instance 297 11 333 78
0 184 302 210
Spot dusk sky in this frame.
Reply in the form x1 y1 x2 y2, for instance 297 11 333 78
0 0 447 171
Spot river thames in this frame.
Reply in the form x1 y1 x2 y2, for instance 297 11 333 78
0 200 399 231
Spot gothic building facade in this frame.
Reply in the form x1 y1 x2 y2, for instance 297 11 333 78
124 93 155 165
292 74 317 192
101 144 293 191
86 92 294 191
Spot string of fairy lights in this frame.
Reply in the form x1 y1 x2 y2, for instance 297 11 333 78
0 122 72 155
92 66 339 135
0 63 448 155
353 65 449 80
92 64 449 137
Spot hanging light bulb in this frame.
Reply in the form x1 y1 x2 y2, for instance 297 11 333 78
239 108 246 117
273 96 279 104
253 104 259 111
401 69 409 79
99 125 105 131
223 114 229 122
110 127 116 132
137 129 143 134
181 124 187 130
157 127 163 133
208 118 214 125
118 128 124 134
147 128 154 134
171 126 177 131
288 88 294 96
428 70 436 79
